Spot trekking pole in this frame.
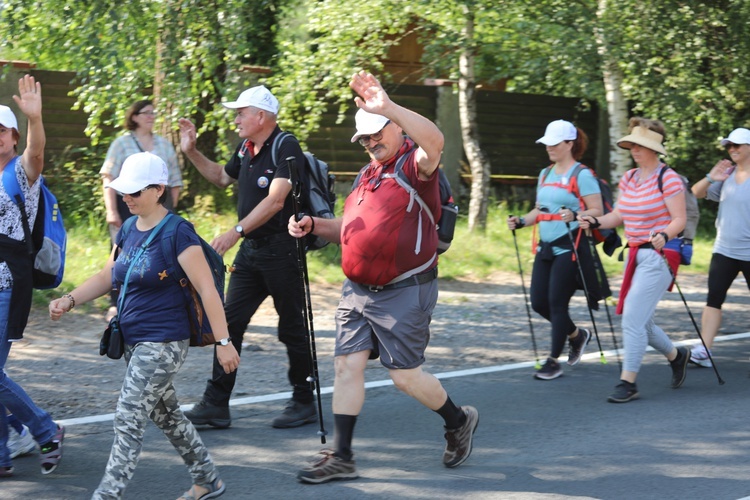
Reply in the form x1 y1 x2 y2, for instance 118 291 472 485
561 207 606 364
650 232 725 385
509 216 542 369
584 233 622 370
288 156 329 442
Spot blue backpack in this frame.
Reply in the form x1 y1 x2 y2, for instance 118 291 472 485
120 214 225 347
2 158 66 289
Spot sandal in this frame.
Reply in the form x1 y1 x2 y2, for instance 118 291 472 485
40 424 65 475
177 477 225 500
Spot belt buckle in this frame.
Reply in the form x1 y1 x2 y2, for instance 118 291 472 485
368 285 383 293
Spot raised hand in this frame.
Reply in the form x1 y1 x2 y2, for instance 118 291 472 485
349 71 391 114
709 159 733 183
13 75 42 120
178 118 197 153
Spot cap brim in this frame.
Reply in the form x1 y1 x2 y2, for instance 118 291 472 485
617 137 667 155
536 136 562 146
221 101 244 109
107 178 148 195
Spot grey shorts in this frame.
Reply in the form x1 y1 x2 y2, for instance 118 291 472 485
334 277 438 369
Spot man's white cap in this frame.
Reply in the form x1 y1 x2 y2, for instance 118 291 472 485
350 109 390 143
0 105 18 132
222 85 280 114
720 128 750 146
107 152 169 194
536 119 577 146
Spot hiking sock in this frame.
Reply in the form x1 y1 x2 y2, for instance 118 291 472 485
436 396 466 430
7 414 24 434
333 414 357 461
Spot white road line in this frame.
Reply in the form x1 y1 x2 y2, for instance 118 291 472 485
56 332 750 427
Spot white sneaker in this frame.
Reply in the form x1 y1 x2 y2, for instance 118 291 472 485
690 345 712 368
8 426 36 459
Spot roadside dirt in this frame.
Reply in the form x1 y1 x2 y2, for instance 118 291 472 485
6 271 749 421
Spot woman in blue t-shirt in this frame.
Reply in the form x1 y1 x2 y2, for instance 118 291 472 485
49 152 239 500
507 120 603 380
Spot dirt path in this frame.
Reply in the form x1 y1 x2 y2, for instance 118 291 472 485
6 271 748 421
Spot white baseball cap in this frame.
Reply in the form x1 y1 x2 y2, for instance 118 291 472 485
720 128 750 147
536 120 577 146
0 105 18 132
107 152 169 194
222 85 280 114
350 109 390 143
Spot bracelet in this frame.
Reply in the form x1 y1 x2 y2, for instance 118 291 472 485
706 173 717 184
62 294 76 312
308 215 316 234
589 217 601 229
517 217 526 229
659 231 669 243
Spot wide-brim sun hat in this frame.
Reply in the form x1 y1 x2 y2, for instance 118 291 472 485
617 126 667 156
719 128 750 147
107 152 169 194
0 105 18 132
221 85 280 114
536 119 577 146
351 109 390 143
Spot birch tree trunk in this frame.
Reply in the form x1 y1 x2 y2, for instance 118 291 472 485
459 5 491 231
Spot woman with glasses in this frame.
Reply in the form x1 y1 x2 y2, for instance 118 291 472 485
507 120 602 381
100 99 183 321
689 128 750 368
50 152 239 499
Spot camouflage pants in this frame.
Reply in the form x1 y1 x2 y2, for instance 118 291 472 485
92 340 219 499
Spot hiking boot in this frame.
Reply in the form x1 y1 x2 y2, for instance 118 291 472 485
443 406 479 468
297 449 358 484
272 400 318 429
8 425 36 459
567 328 592 366
534 357 563 380
690 345 712 368
184 401 231 429
607 381 639 403
670 346 690 389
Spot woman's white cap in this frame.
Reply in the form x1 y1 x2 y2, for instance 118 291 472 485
536 120 577 146
107 152 168 194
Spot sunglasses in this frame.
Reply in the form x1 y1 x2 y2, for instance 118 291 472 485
357 120 391 146
121 185 158 198
725 143 744 150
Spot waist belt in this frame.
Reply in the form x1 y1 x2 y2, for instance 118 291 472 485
367 267 438 292
246 232 291 249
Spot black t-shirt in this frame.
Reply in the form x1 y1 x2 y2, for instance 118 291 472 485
224 126 306 239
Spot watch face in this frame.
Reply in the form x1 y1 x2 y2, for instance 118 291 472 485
235 225 243 234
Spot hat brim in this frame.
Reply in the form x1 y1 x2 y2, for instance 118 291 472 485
107 178 151 195
351 124 390 143
617 136 667 156
535 136 566 146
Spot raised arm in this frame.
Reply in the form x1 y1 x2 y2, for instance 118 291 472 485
15 75 44 183
178 118 235 188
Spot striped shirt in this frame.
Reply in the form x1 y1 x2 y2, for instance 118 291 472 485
617 165 683 245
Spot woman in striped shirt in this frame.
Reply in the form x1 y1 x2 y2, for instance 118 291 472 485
579 117 688 403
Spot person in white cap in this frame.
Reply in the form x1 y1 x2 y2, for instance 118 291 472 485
688 127 750 368
49 151 239 499
289 70 478 484
178 85 317 429
507 119 602 381
580 116 689 403
100 99 184 322
0 75 65 478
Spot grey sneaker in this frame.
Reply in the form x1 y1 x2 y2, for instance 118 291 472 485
607 381 639 403
567 328 592 366
443 406 479 468
272 400 318 429
8 425 36 459
297 449 358 484
534 357 563 380
670 346 690 389
184 401 231 429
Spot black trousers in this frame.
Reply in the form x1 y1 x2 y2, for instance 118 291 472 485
203 237 313 406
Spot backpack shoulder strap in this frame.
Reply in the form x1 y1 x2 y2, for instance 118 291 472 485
538 166 552 187
270 131 294 167
2 157 24 205
159 214 189 286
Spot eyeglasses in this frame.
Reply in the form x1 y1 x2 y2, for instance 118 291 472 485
357 121 391 146
137 110 157 116
726 143 744 150
122 185 157 198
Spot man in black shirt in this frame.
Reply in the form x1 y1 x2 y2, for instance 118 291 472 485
178 85 316 429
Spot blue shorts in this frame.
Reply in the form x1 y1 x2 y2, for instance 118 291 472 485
334 278 438 369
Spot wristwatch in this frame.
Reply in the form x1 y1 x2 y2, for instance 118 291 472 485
234 224 245 238
215 338 231 346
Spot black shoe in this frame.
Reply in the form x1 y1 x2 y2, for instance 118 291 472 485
272 400 318 428
534 358 563 380
670 346 690 389
567 328 592 366
184 401 231 428
607 381 639 403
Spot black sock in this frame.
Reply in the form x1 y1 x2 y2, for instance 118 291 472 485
333 414 357 461
436 396 465 430
620 379 636 388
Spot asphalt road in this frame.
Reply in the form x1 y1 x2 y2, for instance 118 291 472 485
3 334 750 500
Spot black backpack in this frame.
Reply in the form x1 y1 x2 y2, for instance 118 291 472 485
270 132 336 250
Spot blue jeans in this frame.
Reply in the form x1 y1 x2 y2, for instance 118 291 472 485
0 289 57 467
